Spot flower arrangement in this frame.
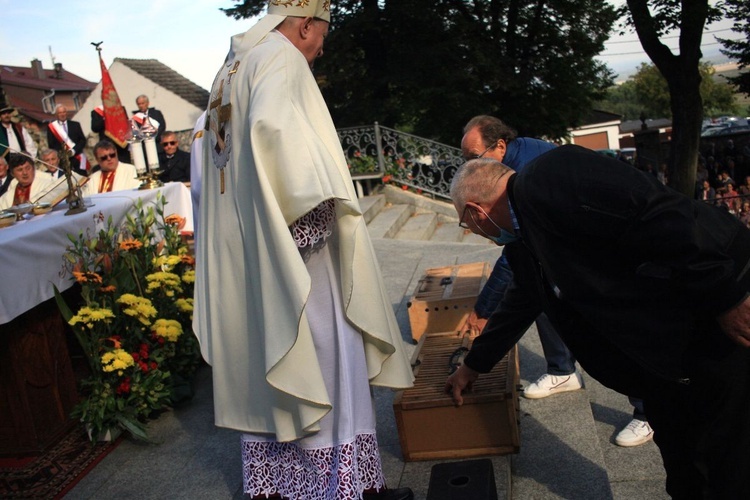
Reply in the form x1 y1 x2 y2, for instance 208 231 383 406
346 150 379 175
55 194 201 441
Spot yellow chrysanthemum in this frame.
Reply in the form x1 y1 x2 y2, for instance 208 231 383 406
101 349 135 373
69 306 115 329
117 294 157 326
146 272 183 294
182 270 195 284
152 318 183 342
153 254 182 271
175 298 194 313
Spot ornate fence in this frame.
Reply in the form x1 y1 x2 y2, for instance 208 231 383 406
337 123 464 200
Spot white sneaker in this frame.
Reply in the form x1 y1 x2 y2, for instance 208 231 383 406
615 418 654 447
522 371 583 399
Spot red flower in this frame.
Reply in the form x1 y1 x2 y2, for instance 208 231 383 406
132 352 140 362
382 175 392 183
150 361 158 371
402 185 408 190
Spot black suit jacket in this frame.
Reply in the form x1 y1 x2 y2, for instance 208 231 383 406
465 145 750 398
158 149 191 182
0 175 11 197
47 120 86 157
47 119 87 171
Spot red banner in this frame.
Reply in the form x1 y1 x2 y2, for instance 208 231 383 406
98 54 130 148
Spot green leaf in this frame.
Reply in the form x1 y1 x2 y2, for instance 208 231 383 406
52 284 74 323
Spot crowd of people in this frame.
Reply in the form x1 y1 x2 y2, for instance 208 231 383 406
0 97 192 208
697 137 750 227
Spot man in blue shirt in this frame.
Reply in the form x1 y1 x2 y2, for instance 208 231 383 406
460 116 652 447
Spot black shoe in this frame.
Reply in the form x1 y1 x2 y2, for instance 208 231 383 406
362 487 414 500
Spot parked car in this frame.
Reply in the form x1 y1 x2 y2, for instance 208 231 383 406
618 147 636 164
595 148 619 159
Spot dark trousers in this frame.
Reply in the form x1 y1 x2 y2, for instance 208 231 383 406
645 346 750 499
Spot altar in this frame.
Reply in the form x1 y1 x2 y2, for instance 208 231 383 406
0 182 194 455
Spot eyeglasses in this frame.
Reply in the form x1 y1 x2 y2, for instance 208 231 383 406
162 141 177 146
97 153 117 161
465 141 498 161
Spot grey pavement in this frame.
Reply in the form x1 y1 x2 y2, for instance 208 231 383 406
64 237 668 500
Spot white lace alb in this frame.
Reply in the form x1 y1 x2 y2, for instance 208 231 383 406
242 432 385 499
290 199 336 248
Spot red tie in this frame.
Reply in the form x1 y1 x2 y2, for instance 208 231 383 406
100 171 115 193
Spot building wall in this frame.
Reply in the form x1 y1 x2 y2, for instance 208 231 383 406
567 122 621 150
75 61 204 136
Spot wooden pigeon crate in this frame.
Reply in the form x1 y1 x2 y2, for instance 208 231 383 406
407 262 490 342
393 332 520 461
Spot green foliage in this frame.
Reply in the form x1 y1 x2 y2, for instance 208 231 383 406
221 0 618 142
596 80 643 121
57 194 200 441
606 62 739 119
719 0 750 96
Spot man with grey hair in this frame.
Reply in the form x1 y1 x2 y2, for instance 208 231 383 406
132 94 166 145
446 145 750 498
194 2 414 499
47 104 87 172
0 156 11 196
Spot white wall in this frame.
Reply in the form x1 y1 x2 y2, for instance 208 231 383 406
74 61 205 136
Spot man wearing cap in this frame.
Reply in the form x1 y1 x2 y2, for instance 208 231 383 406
194 2 414 499
47 104 88 173
0 105 38 159
0 153 52 210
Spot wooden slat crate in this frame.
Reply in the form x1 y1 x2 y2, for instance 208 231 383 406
407 262 490 342
393 332 520 461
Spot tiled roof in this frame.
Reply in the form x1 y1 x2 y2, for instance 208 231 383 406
0 64 94 92
116 58 209 109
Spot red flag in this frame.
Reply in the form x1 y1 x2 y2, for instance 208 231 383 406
98 53 130 148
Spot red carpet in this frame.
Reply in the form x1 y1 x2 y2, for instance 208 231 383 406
0 426 121 499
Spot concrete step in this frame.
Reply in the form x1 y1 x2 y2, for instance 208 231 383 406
359 193 386 224
367 203 415 239
430 220 465 242
395 212 438 241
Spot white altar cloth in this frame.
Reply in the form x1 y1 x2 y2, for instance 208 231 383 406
0 182 193 325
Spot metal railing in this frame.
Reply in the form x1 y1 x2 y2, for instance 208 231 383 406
337 123 463 200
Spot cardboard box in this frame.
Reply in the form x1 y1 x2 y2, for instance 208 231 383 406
393 332 520 461
407 262 490 342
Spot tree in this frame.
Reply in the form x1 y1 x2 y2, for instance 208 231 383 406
718 0 750 96
628 62 737 118
619 0 723 196
597 80 643 121
220 1 618 144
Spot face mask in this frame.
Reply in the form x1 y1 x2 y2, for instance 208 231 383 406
475 206 520 245
488 229 519 245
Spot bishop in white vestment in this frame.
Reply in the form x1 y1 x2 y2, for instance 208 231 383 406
193 2 414 499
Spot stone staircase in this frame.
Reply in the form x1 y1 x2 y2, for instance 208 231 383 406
361 186 669 500
359 185 492 245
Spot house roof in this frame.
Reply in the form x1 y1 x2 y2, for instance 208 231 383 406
1 63 94 92
116 58 209 110
0 62 95 122
580 109 622 126
620 118 672 134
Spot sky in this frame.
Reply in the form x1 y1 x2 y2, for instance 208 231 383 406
0 0 744 93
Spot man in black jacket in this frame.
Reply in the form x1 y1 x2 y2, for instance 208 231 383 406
157 131 190 182
446 145 750 498
46 104 88 172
